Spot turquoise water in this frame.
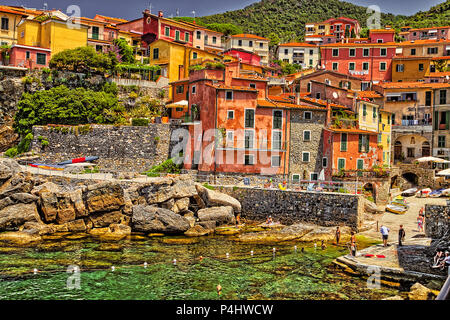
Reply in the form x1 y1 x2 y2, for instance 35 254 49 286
0 234 400 300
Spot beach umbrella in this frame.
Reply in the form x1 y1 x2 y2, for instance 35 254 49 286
416 156 448 163
437 168 450 176
165 100 188 108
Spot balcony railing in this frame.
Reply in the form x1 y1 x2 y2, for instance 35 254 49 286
399 119 432 126
332 168 390 179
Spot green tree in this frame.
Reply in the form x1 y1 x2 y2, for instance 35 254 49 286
49 46 118 73
113 38 135 64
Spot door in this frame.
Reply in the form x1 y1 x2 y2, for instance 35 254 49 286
357 159 364 177
394 141 402 161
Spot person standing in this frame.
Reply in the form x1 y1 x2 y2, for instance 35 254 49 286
350 231 357 256
335 226 341 245
380 225 390 247
398 225 406 247
417 213 424 232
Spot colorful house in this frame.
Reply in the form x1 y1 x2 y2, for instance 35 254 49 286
0 6 28 46
223 48 261 67
400 26 450 41
224 34 270 65
276 42 320 68
432 84 450 159
305 17 360 42
8 44 50 68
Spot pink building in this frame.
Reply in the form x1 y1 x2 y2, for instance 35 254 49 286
223 49 261 67
368 29 395 43
9 45 51 69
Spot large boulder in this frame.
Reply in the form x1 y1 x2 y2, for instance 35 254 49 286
89 211 124 228
184 225 211 237
84 182 125 214
138 176 197 204
363 198 384 214
0 231 42 245
38 190 76 224
408 283 439 300
0 203 41 231
0 173 34 199
0 159 21 183
131 205 190 234
11 193 38 204
197 206 235 226
195 184 241 213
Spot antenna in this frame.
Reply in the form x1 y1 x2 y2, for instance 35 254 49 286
176 8 179 17
191 10 196 19
43 2 48 10
148 2 153 14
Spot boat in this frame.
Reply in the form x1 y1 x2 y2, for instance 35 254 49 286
57 156 99 166
401 188 418 197
416 188 432 198
429 189 445 198
386 204 408 214
29 163 65 171
442 188 450 196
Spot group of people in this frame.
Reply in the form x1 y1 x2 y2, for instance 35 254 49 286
432 249 450 270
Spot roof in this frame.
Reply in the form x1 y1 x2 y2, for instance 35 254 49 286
357 91 383 99
376 81 450 89
205 83 258 92
327 127 378 135
408 26 450 31
278 42 317 47
94 14 128 24
320 42 397 47
369 29 395 33
258 98 327 111
297 69 362 81
323 17 359 24
301 96 350 110
80 17 107 25
233 74 268 82
231 34 269 41
398 39 450 46
393 55 432 60
425 72 450 77
0 6 28 16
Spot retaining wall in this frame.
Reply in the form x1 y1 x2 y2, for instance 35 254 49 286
425 204 450 239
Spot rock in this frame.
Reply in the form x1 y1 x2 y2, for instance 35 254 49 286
21 221 52 235
300 226 351 242
66 219 87 232
383 296 404 300
184 225 211 237
89 227 111 236
161 198 175 210
0 203 41 231
138 176 197 204
30 182 61 196
196 220 217 230
0 231 42 245
11 193 38 204
131 205 190 234
89 211 124 228
84 182 125 214
363 198 384 214
183 211 196 228
110 223 131 236
196 184 241 213
197 206 235 226
173 197 190 214
0 159 21 181
0 197 14 210
192 194 206 210
0 173 34 198
122 190 133 215
408 283 438 300
69 189 87 218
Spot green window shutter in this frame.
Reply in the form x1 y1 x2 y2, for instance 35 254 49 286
446 111 450 130
338 159 345 170
357 159 364 170
363 105 367 116
341 133 347 151
365 135 369 152
434 111 439 130
358 134 362 152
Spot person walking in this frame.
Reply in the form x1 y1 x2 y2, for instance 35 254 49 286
417 213 424 232
380 225 390 247
398 225 406 247
335 226 341 245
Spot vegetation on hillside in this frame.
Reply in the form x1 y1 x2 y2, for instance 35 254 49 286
172 17 243 36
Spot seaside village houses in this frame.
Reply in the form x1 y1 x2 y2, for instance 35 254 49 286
0 3 450 203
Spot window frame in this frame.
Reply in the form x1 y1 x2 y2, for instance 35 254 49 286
227 110 234 120
302 151 310 162
272 109 283 130
303 130 311 142
244 109 255 128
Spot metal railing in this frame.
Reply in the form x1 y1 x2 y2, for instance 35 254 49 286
437 273 450 300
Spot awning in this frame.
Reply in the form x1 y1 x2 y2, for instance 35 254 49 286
166 100 188 108
428 30 437 33
386 93 402 97
446 45 450 50
305 24 315 28
437 169 450 176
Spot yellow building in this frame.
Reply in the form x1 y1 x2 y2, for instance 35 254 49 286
17 14 88 56
356 100 392 166
392 56 432 82
0 6 27 46
149 39 223 97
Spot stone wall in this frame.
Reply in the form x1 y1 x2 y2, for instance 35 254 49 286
31 124 173 172
425 204 450 239
216 186 363 231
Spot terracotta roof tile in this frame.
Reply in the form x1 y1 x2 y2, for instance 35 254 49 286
231 34 269 41
278 42 317 47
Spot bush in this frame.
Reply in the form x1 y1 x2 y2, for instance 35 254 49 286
14 85 123 135
49 46 118 73
4 147 18 158
142 158 182 177
131 118 149 126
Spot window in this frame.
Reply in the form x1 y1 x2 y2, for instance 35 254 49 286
259 42 263 48
315 92 321 99
340 133 347 151
191 85 196 94
427 47 438 54
1 17 9 30
92 26 99 40
302 152 310 162
363 48 370 57
238 40 242 46
244 154 254 165
303 130 311 141
25 51 30 59
226 131 234 145
309 49 313 55
307 82 311 92
36 53 46 65
292 174 300 183
284 48 288 55
380 48 387 56
410 48 416 55
225 91 233 101
227 110 234 119
175 30 180 41
309 59 313 66
192 52 197 59
377 39 383 43
338 158 346 170
425 91 432 106
439 90 447 105
396 64 404 72
304 111 312 120
332 62 338 71
438 136 446 148
373 106 377 119
357 159 364 170
358 134 370 153
204 35 208 42
244 130 254 149
271 155 281 167
273 110 282 129
196 30 201 39
349 48 356 57
212 36 217 44
379 62 386 71
349 62 355 71
185 32 189 42
248 40 253 47
419 63 424 71
176 85 184 94
332 48 339 57
249 83 256 89
153 48 159 59
245 109 255 128
362 62 369 70
322 157 327 168
310 173 318 181
272 131 282 150
362 104 367 117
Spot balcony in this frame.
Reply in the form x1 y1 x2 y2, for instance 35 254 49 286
332 168 390 179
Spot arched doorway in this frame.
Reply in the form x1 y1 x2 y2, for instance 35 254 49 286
390 175 400 189
363 183 376 202
421 141 430 157
394 141 402 161
402 172 419 186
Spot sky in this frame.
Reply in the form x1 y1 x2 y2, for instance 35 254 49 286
2 0 445 20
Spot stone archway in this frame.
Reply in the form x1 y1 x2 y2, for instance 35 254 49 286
390 175 400 189
363 183 376 202
402 172 419 186
394 134 431 163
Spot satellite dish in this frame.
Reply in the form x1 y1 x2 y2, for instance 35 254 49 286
332 92 338 99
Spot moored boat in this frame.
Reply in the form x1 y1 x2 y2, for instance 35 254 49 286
386 204 408 214
401 188 418 197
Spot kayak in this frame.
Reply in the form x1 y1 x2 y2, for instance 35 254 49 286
401 188 418 197
57 156 99 166
416 188 432 198
29 163 65 171
442 188 450 196
278 183 287 191
429 189 445 198
386 204 408 214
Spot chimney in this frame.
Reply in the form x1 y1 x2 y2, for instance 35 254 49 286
326 99 332 127
295 92 300 105
158 11 163 18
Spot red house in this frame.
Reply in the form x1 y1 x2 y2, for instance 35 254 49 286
9 44 51 69
223 48 261 67
320 42 397 87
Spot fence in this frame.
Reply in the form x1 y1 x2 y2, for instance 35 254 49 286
109 76 169 89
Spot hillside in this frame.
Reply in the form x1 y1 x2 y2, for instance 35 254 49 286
195 0 450 43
